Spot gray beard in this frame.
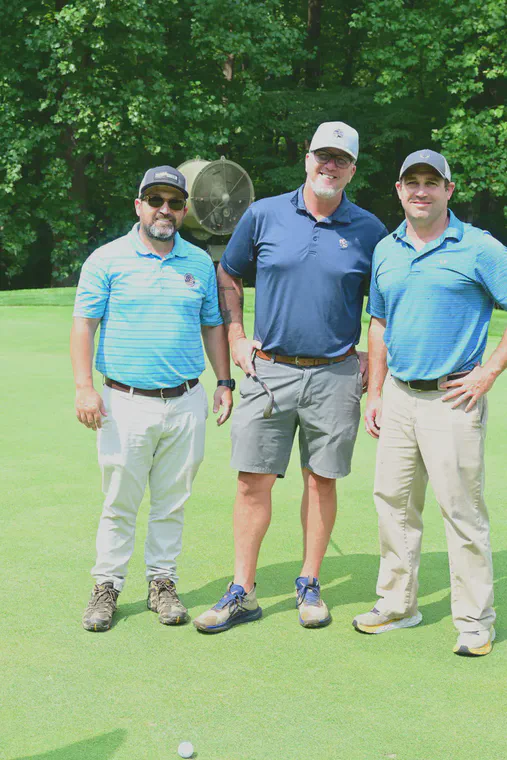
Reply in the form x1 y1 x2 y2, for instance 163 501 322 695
144 220 175 241
309 178 341 199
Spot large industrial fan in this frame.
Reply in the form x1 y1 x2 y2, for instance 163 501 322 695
178 157 255 261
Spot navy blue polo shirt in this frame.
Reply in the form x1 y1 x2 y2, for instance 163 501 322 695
368 211 507 380
221 186 388 357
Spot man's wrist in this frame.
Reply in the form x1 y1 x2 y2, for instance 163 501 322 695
217 379 236 391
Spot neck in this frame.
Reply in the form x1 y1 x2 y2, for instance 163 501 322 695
406 211 450 247
138 225 175 258
303 182 343 220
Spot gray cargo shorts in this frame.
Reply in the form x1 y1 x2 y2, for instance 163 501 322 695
231 354 362 479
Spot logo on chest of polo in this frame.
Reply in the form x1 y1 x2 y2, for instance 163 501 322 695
339 238 349 249
184 273 196 287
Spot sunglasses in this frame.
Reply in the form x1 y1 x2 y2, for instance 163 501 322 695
142 195 186 210
313 150 353 168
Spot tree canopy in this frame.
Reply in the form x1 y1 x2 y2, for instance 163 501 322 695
1 0 505 288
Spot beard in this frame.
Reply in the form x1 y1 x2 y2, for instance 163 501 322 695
309 177 342 199
143 217 176 241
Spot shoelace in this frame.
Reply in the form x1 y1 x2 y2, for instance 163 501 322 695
296 582 320 608
91 584 118 608
214 588 245 612
154 579 179 603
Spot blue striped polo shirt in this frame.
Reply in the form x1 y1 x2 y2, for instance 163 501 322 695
368 211 507 380
73 224 222 388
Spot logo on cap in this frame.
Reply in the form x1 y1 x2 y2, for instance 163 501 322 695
333 129 344 138
420 152 430 159
154 171 179 181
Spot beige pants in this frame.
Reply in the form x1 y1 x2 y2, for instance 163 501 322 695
93 382 208 591
373 374 495 633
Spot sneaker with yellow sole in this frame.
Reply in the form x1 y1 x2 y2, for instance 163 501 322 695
454 628 495 657
353 606 422 634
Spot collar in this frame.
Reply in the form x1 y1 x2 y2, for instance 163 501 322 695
129 223 188 259
291 185 352 223
393 210 463 244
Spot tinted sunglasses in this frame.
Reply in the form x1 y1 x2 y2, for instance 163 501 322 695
142 195 186 210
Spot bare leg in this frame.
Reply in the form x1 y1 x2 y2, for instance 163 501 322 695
233 471 278 591
300 468 336 578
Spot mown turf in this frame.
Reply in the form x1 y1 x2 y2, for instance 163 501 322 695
2 290 507 760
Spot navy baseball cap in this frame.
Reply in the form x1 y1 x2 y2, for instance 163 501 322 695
138 165 188 198
399 150 451 181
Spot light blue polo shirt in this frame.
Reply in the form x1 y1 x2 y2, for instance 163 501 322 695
221 186 388 357
368 211 507 380
73 224 222 388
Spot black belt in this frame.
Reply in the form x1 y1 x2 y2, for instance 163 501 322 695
104 377 199 398
396 372 469 392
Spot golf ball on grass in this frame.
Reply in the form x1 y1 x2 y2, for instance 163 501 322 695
178 741 194 758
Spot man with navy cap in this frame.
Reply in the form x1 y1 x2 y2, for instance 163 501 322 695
353 149 507 656
193 122 388 634
71 165 234 631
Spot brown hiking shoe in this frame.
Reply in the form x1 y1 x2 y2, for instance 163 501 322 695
82 582 119 632
147 578 189 625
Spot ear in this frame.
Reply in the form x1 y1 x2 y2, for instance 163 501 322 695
395 181 403 200
446 182 456 201
134 198 142 218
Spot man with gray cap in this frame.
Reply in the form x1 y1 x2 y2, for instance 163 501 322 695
353 149 507 656
71 165 234 632
193 122 388 634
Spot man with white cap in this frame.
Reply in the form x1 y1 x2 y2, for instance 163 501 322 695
72 165 234 632
353 149 507 656
193 123 388 633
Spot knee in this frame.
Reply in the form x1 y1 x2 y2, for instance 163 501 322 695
306 471 336 497
237 472 276 500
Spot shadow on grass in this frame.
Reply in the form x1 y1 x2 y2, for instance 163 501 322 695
113 599 147 626
181 548 507 639
11 729 126 760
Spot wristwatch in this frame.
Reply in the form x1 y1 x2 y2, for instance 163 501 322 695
217 379 236 391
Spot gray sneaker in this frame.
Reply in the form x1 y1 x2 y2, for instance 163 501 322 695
147 578 189 625
353 606 422 634
82 582 119 632
454 628 495 657
193 583 262 633
295 576 331 628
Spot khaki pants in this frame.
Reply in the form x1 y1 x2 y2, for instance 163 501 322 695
373 374 495 633
93 382 208 591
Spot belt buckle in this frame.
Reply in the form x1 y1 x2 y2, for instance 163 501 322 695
294 356 301 366
406 380 422 392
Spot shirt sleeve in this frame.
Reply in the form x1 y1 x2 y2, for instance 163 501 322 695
200 260 223 326
73 252 110 319
475 234 507 309
366 247 387 318
220 205 257 279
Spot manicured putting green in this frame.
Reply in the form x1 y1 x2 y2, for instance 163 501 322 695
1 289 507 759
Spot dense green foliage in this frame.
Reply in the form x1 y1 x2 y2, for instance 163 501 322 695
1 0 505 288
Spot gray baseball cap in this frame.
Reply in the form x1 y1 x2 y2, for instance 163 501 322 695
399 150 451 181
309 121 359 161
138 165 188 198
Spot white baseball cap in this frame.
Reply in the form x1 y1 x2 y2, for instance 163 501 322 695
309 121 359 161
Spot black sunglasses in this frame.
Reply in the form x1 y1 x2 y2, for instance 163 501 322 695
142 195 186 210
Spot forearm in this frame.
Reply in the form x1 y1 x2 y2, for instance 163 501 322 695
70 317 100 389
217 263 246 344
483 326 507 380
201 324 231 380
367 317 388 397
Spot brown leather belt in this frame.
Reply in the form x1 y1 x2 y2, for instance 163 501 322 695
105 377 199 398
396 372 469 392
256 346 356 367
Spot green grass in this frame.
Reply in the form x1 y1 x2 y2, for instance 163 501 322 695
2 290 507 760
